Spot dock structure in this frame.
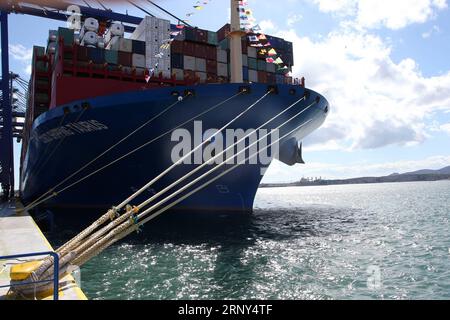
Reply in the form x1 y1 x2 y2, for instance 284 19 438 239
0 200 87 300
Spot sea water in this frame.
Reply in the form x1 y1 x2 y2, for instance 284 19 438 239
78 181 450 300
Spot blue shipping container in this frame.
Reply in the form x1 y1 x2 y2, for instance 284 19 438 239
132 40 146 55
171 53 184 69
87 47 105 64
243 66 249 81
276 74 285 84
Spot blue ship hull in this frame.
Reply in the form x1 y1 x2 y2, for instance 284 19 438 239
21 83 328 221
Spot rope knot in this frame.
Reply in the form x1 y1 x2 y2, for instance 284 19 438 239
108 206 120 221
129 214 142 234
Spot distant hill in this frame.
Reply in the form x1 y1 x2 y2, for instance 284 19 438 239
260 166 450 188
403 166 450 175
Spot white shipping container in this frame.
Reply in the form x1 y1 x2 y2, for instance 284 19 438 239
247 46 257 58
108 37 132 53
172 68 184 80
217 62 228 77
249 69 258 82
131 16 171 41
132 53 146 68
131 16 172 78
217 49 228 63
184 55 196 71
195 58 206 72
147 58 171 78
119 38 132 53
135 67 146 77
105 35 120 49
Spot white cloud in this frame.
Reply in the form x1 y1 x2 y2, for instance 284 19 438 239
440 123 450 135
259 19 276 33
25 64 32 75
287 13 303 27
275 28 450 151
9 44 33 61
311 0 448 30
422 25 441 38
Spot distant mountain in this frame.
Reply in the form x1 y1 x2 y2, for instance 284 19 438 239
260 165 450 188
402 166 450 175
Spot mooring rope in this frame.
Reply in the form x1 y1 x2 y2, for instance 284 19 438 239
59 94 311 258
115 90 272 212
53 91 245 255
23 97 184 213
23 91 244 213
72 110 316 268
14 91 318 293
54 89 267 256
21 89 276 281
63 98 316 266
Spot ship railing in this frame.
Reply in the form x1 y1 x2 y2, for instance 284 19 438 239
0 251 59 300
53 37 198 87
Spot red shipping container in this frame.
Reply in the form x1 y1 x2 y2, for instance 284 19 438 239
207 73 218 83
285 76 293 85
206 59 217 74
183 41 195 56
267 73 276 84
76 45 88 62
205 45 217 61
184 70 196 82
217 24 230 42
118 51 132 67
195 29 208 43
241 39 248 54
194 43 207 59
258 71 268 83
171 40 184 54
217 76 229 83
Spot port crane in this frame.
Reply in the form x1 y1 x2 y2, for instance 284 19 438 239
0 0 190 199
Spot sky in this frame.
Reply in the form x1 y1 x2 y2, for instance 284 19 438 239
3 0 450 186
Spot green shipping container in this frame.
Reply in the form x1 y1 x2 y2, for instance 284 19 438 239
257 60 267 71
248 57 257 70
218 38 229 50
58 27 74 46
105 49 118 65
207 31 218 46
33 46 48 73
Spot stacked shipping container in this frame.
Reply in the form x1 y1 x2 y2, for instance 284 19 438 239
130 16 172 78
32 19 296 114
170 25 227 84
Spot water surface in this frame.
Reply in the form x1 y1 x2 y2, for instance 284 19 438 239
78 181 450 300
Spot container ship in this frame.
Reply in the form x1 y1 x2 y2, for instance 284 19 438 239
18 1 329 225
